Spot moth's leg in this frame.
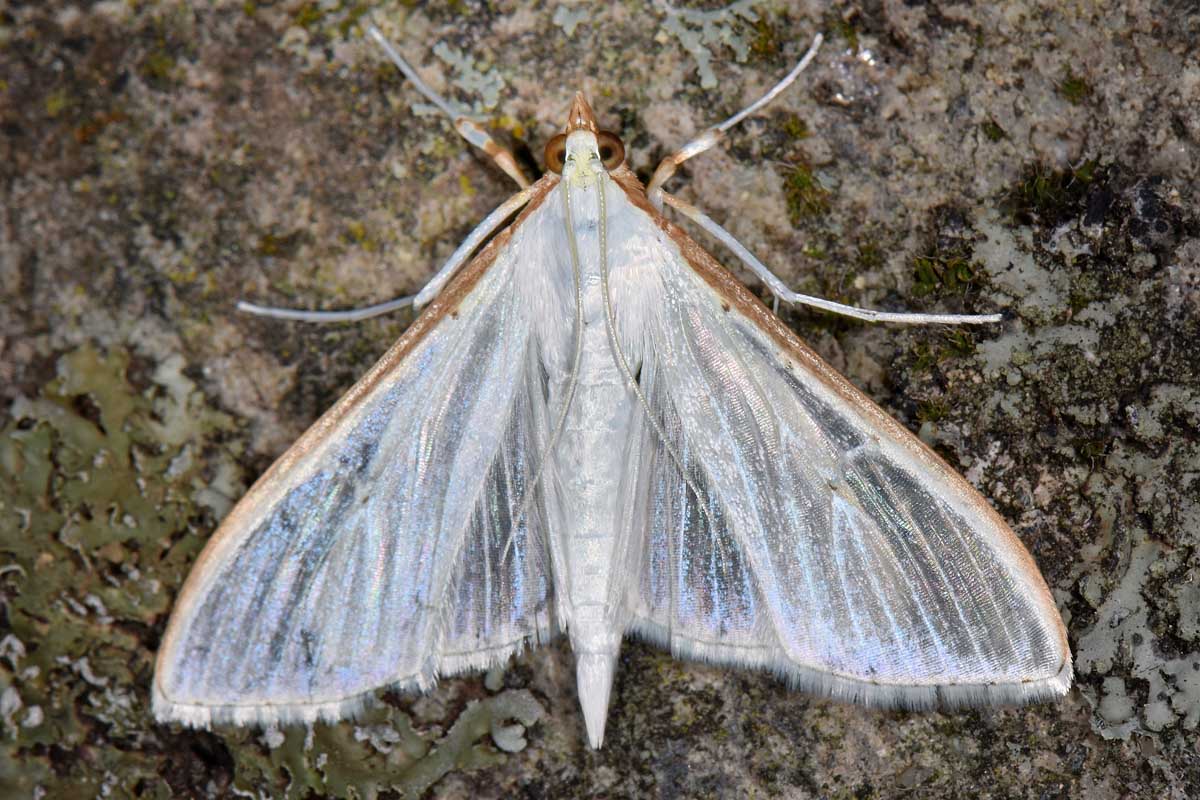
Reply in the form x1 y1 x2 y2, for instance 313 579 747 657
367 26 529 189
662 192 1003 325
236 295 416 324
410 185 534 307
646 33 824 209
238 186 534 323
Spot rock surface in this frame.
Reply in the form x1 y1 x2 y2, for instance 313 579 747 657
1 1 1197 797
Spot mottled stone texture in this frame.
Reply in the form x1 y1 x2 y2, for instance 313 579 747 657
2 1 1198 798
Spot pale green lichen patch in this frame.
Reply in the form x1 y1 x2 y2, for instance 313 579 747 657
0 345 238 795
1077 532 1200 736
223 689 543 799
431 41 507 116
975 211 1069 324
552 5 589 39
966 167 1200 745
659 0 765 88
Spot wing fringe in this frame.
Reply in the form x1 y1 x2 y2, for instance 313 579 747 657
629 619 1072 710
152 621 558 729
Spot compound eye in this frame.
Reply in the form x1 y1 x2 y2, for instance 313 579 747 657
597 130 625 170
544 133 567 174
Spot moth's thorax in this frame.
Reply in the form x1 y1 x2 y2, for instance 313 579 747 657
563 130 603 185
523 172 660 378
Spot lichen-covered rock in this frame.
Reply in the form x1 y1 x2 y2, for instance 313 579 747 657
2 1 1197 797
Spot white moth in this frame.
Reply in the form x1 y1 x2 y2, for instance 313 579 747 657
154 26 1072 750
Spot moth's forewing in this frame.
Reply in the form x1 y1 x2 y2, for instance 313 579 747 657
608 168 1071 706
153 177 563 728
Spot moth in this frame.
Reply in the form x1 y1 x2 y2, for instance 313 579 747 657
154 26 1072 750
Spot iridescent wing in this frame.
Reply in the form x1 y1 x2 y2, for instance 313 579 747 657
618 193 1072 708
154 180 564 728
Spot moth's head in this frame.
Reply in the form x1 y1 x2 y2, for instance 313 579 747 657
544 92 625 178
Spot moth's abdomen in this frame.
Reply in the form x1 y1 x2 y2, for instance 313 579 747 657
549 319 637 747
553 323 633 636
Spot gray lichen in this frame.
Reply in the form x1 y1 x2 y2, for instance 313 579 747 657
658 0 764 89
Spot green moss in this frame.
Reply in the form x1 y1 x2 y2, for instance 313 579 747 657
855 242 883 270
1003 159 1100 225
141 50 177 85
980 119 1006 141
942 329 978 358
827 14 861 51
256 228 309 258
749 16 780 59
1075 437 1110 461
164 264 199 286
1068 271 1102 314
344 220 378 252
911 330 979 372
293 1 371 38
396 691 543 796
1058 70 1092 104
917 399 949 423
801 243 827 260
294 1 325 29
782 162 830 224
459 173 476 198
912 341 939 372
222 691 543 798
781 114 811 140
911 252 978 297
337 3 371 37
44 87 71 118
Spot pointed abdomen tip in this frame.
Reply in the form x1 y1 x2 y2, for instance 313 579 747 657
575 651 616 749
